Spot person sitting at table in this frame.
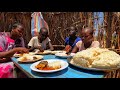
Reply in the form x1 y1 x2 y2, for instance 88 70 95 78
71 27 100 53
64 26 81 53
0 33 25 48
28 27 54 52
0 22 29 78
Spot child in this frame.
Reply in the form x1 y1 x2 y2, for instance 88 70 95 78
28 27 54 52
64 26 81 53
71 27 100 53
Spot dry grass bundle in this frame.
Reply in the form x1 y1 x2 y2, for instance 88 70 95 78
42 12 94 45
0 12 31 47
104 69 120 78
0 12 94 46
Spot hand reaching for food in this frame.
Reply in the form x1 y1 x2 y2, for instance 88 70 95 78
64 45 72 54
36 46 44 52
14 47 29 54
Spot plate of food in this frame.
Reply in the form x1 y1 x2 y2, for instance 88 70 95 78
17 54 43 63
67 57 120 72
13 52 36 58
30 59 68 73
55 52 72 59
51 50 66 55
67 47 120 72
36 50 52 55
29 52 36 55
13 53 24 58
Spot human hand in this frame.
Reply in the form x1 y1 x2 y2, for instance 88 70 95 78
0 58 7 63
0 58 6 61
0 58 11 63
14 47 29 54
64 45 72 53
36 46 44 52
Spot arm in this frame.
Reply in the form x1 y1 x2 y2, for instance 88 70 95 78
0 49 16 58
28 37 36 52
0 47 28 63
48 41 54 51
28 46 36 52
28 46 44 52
71 45 79 53
65 37 69 46
71 41 82 53
47 38 54 51
64 45 72 53
0 58 11 63
0 47 29 58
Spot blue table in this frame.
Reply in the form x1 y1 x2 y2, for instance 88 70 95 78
11 55 105 78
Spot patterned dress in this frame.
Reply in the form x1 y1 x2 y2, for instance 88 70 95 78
0 34 15 78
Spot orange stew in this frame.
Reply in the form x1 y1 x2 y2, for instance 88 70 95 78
35 61 61 70
42 67 55 70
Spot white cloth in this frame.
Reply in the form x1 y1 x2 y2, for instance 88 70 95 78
76 40 100 51
28 36 51 49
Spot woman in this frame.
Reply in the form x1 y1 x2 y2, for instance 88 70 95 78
28 27 54 52
71 27 100 53
0 22 28 78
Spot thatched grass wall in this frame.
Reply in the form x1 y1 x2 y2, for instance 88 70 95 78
42 12 94 45
0 12 31 47
0 12 94 46
0 12 119 49
0 12 120 78
103 12 120 49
